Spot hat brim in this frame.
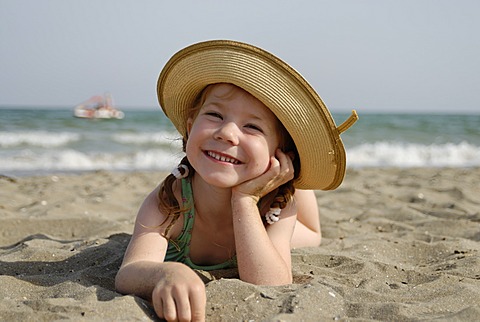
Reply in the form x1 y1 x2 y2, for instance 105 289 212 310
158 40 347 190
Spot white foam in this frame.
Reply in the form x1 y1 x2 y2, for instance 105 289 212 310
0 131 80 148
348 141 480 167
1 141 479 175
112 131 180 146
0 149 181 173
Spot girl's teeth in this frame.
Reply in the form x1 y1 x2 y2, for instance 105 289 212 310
208 152 238 164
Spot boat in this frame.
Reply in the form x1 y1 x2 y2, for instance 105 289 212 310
74 93 125 119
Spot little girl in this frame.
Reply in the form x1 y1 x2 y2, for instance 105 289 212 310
116 40 357 321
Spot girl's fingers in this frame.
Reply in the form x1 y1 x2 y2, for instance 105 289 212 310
274 149 294 181
233 149 295 198
153 284 206 322
189 291 207 322
151 264 206 321
174 295 193 322
157 296 177 321
269 155 280 173
153 299 164 320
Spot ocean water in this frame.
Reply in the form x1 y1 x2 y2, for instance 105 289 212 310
1 108 479 176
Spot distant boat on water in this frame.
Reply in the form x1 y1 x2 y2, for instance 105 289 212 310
74 93 125 119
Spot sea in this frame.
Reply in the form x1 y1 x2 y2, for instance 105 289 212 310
1 108 479 177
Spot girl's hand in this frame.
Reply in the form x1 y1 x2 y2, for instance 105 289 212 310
151 262 206 322
233 149 294 200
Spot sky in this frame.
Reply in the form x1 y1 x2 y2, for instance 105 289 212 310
1 0 479 114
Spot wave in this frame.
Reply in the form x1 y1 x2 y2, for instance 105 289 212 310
348 141 480 167
0 130 181 149
0 149 182 174
0 131 81 148
1 141 478 176
112 131 180 146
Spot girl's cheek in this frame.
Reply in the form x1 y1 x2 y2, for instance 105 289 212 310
260 156 273 173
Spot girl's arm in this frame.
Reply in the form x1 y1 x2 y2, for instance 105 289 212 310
291 189 322 248
231 194 296 285
115 187 206 322
231 149 296 285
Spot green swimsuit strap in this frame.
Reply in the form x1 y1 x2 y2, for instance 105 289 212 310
179 178 195 254
163 179 194 263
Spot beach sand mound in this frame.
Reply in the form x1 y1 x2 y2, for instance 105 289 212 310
1 168 479 321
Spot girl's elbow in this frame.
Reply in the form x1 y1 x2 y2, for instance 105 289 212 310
262 276 292 286
314 232 322 247
270 274 293 286
241 271 292 286
114 268 130 294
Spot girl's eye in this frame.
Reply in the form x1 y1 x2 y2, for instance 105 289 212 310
205 112 223 119
245 123 264 133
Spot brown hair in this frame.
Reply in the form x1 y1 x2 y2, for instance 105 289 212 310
157 84 300 234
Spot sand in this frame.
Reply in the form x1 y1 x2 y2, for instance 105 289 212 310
1 168 479 321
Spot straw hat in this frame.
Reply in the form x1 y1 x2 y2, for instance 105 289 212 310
157 40 358 190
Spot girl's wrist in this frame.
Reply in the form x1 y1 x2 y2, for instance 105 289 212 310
231 190 260 206
231 193 261 221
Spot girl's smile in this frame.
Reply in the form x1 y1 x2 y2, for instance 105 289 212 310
186 84 281 188
204 150 242 165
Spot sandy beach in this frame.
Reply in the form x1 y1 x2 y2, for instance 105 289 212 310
1 168 479 321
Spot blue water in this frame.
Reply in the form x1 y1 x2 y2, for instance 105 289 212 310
1 108 479 176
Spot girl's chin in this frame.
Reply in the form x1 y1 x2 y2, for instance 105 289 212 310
191 163 267 188
202 176 240 188
197 172 255 189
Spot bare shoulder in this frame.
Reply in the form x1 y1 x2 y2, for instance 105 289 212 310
135 186 162 225
120 181 184 266
293 189 317 203
133 181 184 238
266 198 297 240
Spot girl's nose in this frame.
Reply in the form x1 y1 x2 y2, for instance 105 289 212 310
214 122 240 145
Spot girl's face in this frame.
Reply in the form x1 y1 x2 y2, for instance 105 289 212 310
186 84 281 188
